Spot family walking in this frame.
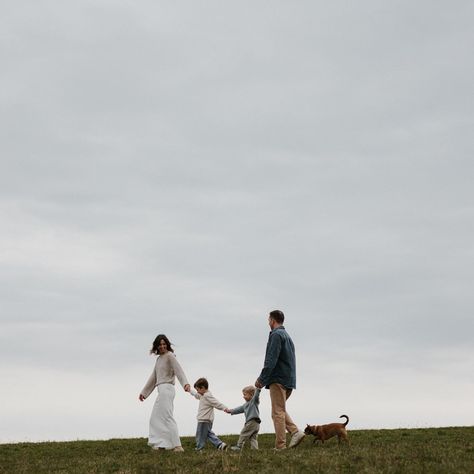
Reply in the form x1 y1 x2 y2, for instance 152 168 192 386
138 310 306 451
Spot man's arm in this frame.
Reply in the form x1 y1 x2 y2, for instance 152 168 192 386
256 332 282 387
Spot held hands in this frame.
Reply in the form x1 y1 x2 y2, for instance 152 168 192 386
255 379 263 389
224 408 232 414
138 394 145 402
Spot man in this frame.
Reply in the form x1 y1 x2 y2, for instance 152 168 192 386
255 309 305 450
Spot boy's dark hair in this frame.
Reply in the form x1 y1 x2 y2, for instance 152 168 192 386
194 377 209 390
269 309 285 324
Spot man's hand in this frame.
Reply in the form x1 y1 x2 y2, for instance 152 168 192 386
255 379 263 389
138 394 145 402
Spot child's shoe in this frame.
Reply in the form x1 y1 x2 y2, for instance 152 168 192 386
230 445 241 452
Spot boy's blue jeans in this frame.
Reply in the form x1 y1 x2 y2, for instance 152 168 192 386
195 421 223 450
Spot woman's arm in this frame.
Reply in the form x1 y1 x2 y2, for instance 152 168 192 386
169 354 190 390
139 368 157 400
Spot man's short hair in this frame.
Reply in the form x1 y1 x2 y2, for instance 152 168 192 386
194 377 209 389
269 309 285 324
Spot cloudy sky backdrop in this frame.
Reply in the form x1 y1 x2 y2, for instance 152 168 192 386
1 1 473 442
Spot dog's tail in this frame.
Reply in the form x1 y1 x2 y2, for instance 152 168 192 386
340 415 349 426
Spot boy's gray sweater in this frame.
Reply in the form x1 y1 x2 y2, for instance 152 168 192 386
230 388 261 423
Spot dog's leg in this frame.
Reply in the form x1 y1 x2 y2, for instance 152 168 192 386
339 432 349 446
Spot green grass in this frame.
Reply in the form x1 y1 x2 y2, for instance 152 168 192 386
1 427 473 473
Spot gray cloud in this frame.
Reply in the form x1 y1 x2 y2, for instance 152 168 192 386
1 0 473 442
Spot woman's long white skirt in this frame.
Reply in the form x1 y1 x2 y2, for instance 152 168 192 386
148 383 182 449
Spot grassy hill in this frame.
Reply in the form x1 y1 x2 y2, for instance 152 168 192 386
1 427 473 473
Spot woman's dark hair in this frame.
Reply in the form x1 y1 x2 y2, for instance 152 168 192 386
150 334 174 354
269 309 285 324
194 377 209 390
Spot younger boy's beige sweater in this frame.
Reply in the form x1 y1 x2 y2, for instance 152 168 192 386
190 389 228 422
141 352 189 399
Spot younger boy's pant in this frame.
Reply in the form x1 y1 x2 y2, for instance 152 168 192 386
236 419 260 449
195 421 224 450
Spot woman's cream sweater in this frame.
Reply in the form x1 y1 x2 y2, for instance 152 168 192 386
141 352 189 399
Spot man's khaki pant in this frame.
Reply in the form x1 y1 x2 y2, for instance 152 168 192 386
269 383 298 449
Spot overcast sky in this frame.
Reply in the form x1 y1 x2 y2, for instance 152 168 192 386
1 1 473 443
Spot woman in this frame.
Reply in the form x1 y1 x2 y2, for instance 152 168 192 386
139 334 190 451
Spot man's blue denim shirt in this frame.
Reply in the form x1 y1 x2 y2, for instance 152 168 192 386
258 326 296 389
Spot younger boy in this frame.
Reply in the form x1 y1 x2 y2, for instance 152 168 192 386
189 377 229 451
225 385 261 451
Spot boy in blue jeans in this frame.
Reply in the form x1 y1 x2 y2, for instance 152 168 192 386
189 377 228 451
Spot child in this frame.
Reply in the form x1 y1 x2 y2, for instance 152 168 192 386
225 385 261 451
189 377 229 451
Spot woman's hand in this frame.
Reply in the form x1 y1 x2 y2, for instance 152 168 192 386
139 394 145 401
184 384 191 392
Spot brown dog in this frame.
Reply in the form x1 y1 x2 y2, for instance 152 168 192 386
304 415 349 444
